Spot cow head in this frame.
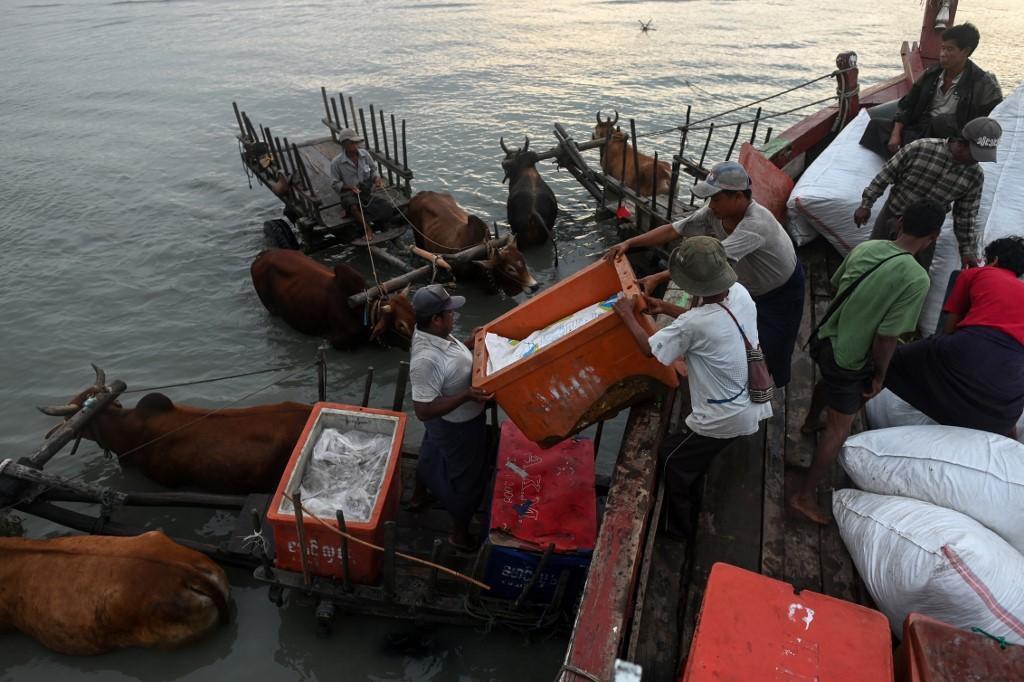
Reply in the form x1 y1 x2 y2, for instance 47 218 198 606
368 285 415 349
38 365 122 446
592 109 621 141
474 236 540 296
500 136 540 184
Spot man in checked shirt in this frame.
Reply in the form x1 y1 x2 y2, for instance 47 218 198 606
854 116 1002 270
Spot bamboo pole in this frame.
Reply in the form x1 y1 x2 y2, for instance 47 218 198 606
284 493 490 590
408 245 452 270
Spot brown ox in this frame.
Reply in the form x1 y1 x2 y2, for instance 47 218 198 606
593 110 672 197
0 531 229 655
40 366 311 494
407 191 539 296
251 248 414 349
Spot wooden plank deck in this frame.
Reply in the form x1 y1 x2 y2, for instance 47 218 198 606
628 242 871 679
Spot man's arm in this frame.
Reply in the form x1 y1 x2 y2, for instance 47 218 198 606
857 148 906 224
864 334 899 399
941 312 965 335
952 183 982 268
612 297 653 356
413 388 491 422
604 223 682 262
893 73 928 126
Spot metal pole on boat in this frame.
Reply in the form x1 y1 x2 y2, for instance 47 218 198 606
339 92 350 128
368 105 384 178
392 360 410 412
666 107 690 221
361 367 374 407
232 102 246 138
331 98 342 139
514 543 555 610
629 118 641 204
379 108 394 186
390 114 400 177
749 106 763 145
348 96 358 134
763 127 773 145
321 87 332 139
335 510 352 592
316 342 328 402
726 122 743 160
292 490 313 588
692 123 715 205
427 538 443 597
650 151 659 212
382 521 397 600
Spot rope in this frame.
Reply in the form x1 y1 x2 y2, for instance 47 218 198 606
354 197 383 288
557 664 603 682
381 188 485 252
971 626 1009 649
122 364 299 394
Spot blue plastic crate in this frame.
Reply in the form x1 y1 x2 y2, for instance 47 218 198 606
483 537 592 604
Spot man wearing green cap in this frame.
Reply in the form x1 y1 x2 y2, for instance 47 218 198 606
614 237 772 537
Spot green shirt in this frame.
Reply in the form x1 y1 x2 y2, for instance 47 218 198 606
819 240 930 371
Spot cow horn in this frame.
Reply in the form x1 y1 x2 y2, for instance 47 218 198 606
596 111 603 125
611 109 619 125
400 284 411 297
38 404 80 417
380 304 392 313
522 136 529 152
499 136 509 154
91 363 106 389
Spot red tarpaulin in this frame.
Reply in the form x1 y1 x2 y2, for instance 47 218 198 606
489 420 597 552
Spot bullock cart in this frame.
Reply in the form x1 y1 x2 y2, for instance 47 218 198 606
234 90 415 254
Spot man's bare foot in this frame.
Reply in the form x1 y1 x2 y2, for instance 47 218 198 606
800 417 825 435
787 493 830 525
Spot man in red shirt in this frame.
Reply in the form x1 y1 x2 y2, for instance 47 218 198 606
884 236 1024 436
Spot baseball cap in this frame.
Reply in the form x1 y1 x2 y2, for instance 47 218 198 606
668 236 737 297
338 128 364 144
692 161 752 198
961 117 1001 163
412 284 465 317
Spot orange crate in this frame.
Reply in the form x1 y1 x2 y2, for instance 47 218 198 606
266 402 406 584
895 612 1024 681
683 563 893 682
472 256 681 446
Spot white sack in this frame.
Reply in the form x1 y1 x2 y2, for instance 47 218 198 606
840 425 1024 553
978 83 1024 245
786 109 888 252
864 389 1024 443
918 216 958 335
833 489 1024 643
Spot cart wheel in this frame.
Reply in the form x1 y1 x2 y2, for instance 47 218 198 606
263 219 301 250
268 584 285 607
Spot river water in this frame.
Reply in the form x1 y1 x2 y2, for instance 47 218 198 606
1 0 1020 679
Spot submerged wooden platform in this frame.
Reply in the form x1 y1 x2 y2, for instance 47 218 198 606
625 241 873 680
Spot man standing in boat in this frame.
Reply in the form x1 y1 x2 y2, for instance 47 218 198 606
329 128 389 235
790 200 945 525
855 116 1001 270
407 284 493 552
613 237 771 537
861 23 1002 158
605 161 804 388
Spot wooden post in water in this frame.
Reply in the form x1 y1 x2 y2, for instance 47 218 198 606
392 361 409 412
331 98 342 138
368 105 384 177
749 106 763 144
726 122 743 160
361 367 374 407
764 127 773 145
650 151 659 212
273 137 290 176
348 96 357 133
339 92 350 128
232 102 246 138
316 342 328 402
390 114 399 178
629 119 641 201
292 490 312 588
320 87 332 138
379 109 394 186
692 123 715 205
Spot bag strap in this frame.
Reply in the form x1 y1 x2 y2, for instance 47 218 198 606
716 302 753 350
810 251 912 343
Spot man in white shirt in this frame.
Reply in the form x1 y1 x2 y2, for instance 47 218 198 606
614 237 771 536
408 284 493 552
329 128 390 237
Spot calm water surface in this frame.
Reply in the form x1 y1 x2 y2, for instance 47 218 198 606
1 0 1020 679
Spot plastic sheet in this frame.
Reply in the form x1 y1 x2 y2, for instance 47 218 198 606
484 293 619 374
284 428 393 523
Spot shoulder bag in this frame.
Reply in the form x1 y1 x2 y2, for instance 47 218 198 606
718 302 775 404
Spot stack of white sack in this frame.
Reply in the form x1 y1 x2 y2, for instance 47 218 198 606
484 293 619 375
834 425 1024 641
864 388 1024 444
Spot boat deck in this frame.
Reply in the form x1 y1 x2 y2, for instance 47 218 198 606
626 241 874 680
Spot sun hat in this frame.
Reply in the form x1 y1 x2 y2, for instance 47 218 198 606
961 117 1002 163
691 160 752 198
668 236 737 297
412 284 465 317
338 128 364 144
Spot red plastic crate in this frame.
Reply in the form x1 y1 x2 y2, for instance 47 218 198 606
895 612 1024 681
682 563 893 682
266 402 406 584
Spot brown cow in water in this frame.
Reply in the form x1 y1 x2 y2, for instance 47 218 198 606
251 248 415 349
40 366 310 494
0 531 229 655
407 191 540 296
593 110 672 197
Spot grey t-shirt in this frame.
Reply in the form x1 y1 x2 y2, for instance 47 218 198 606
409 329 484 423
329 148 379 192
671 201 798 296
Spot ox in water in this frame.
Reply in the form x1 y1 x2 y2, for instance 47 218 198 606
251 249 415 350
406 190 539 296
500 136 558 250
40 366 311 494
593 110 672 197
0 531 229 656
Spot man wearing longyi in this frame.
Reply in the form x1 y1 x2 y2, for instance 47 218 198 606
408 284 492 553
605 161 803 389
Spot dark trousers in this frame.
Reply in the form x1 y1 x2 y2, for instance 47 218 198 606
659 430 738 537
751 262 805 388
870 199 937 270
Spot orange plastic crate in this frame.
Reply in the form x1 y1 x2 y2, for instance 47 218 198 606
472 256 681 446
895 612 1024 681
266 402 406 584
683 563 893 682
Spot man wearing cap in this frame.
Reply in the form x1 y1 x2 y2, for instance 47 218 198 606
408 284 493 551
605 160 804 388
330 128 387 232
855 116 1002 270
792 200 945 525
614 237 772 537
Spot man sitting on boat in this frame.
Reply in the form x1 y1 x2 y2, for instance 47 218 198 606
408 284 493 552
329 128 391 234
613 237 771 537
860 23 1002 158
854 116 1001 270
605 161 803 388
883 236 1024 438
792 200 945 525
